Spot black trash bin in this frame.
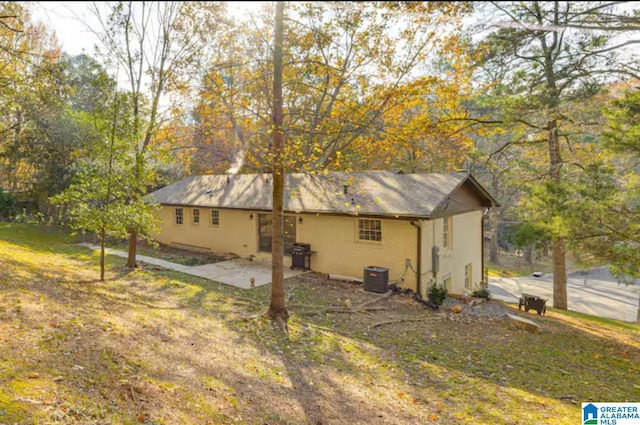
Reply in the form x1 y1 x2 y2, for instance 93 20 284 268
291 243 311 270
363 266 389 293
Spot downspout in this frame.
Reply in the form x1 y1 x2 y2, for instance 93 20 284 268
432 219 437 283
481 208 489 286
410 220 422 298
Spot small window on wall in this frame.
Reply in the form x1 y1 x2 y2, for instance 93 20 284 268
465 263 472 290
210 209 220 226
443 216 453 249
358 219 382 242
443 277 452 290
192 208 200 224
175 207 184 225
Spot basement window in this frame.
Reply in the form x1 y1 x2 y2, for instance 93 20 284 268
358 219 382 242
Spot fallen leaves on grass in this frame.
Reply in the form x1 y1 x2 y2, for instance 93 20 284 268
2 224 639 425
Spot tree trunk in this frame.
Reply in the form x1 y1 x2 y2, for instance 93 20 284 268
100 227 106 282
267 1 289 329
552 237 567 309
126 150 145 269
126 230 137 268
9 109 22 193
524 244 535 265
548 118 568 309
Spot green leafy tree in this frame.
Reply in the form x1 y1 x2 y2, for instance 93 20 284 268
603 88 640 157
509 221 548 265
0 188 15 220
51 89 159 281
25 55 108 214
1 48 117 217
474 1 639 309
91 1 224 267
591 89 640 280
0 2 61 197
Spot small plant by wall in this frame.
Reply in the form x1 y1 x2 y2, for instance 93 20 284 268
472 287 491 300
427 282 448 306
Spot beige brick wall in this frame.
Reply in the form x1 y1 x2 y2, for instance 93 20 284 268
296 214 418 291
155 206 419 290
155 206 257 257
420 210 483 296
155 206 483 296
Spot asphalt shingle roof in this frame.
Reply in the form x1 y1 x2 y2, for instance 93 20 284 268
150 170 492 218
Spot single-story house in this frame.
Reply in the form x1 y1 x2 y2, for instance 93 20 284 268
149 170 498 297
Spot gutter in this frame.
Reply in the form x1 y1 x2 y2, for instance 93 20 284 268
482 208 489 286
157 203 431 221
410 220 422 298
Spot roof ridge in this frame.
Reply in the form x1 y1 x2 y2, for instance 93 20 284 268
151 171 496 217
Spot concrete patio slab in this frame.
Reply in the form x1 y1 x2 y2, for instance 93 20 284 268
79 243 307 289
189 259 305 289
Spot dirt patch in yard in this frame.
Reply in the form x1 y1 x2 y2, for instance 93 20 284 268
149 242 238 265
110 238 239 266
286 273 512 312
283 273 514 331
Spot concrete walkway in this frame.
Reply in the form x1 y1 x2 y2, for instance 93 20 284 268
79 243 307 289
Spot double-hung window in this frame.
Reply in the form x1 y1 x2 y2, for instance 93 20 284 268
443 216 453 249
358 219 382 242
192 208 200 224
465 263 472 290
210 209 220 226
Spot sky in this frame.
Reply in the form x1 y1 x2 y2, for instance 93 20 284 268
30 2 267 56
31 2 101 56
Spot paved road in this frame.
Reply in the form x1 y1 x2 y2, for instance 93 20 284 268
488 267 640 323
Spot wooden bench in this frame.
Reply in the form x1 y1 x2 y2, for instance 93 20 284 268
518 293 547 315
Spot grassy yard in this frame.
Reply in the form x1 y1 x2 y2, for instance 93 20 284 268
0 223 638 424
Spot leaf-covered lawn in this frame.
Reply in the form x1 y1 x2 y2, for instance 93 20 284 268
0 223 638 424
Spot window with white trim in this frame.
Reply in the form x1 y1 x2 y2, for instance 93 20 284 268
210 209 220 226
192 208 200 224
465 263 472 290
358 219 382 242
175 207 183 225
443 216 453 249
